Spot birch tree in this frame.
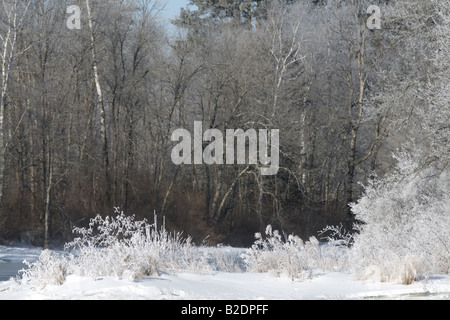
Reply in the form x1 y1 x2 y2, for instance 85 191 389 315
85 0 111 203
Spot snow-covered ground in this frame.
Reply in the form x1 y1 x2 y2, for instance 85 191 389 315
2 270 450 300
0 245 449 300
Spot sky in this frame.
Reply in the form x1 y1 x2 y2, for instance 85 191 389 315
158 0 191 34
161 0 191 20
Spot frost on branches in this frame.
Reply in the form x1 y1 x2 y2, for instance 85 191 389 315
346 0 450 285
19 208 217 287
242 225 349 280
350 153 450 284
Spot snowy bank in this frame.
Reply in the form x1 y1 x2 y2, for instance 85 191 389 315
1 269 449 300
1 210 448 300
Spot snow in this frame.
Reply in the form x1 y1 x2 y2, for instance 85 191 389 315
0 245 449 300
2 271 450 300
0 244 43 262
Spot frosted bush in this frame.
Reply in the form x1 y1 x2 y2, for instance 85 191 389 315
19 209 216 286
242 225 349 280
19 250 67 288
64 209 211 280
350 154 450 284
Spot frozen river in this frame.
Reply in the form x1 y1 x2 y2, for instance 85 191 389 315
0 260 27 281
0 245 41 281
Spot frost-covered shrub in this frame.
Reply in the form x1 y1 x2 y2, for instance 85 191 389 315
64 209 210 280
20 250 67 288
19 209 215 286
350 153 450 284
242 225 349 280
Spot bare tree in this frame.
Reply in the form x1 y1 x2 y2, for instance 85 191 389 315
0 0 31 204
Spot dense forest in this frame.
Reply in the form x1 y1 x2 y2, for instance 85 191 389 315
0 0 448 248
